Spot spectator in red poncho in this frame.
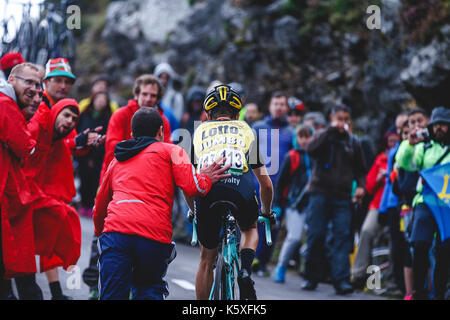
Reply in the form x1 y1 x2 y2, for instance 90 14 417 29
24 98 103 300
28 58 104 299
0 62 41 299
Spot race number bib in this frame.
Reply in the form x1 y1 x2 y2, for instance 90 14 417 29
199 148 245 176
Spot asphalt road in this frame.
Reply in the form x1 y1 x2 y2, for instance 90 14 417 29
24 215 388 300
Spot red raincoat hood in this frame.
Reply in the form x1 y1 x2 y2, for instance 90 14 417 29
45 98 80 140
25 98 80 203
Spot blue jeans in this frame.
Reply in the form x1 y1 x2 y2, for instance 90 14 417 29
304 193 353 283
98 232 176 300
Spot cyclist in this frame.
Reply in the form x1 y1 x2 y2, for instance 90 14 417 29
187 85 274 300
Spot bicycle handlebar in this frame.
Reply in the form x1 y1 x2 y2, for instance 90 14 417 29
257 216 273 246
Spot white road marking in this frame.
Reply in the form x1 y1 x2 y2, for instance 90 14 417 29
171 279 196 291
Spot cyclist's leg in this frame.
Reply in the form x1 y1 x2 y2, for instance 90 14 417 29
194 195 222 300
196 245 218 300
235 192 259 273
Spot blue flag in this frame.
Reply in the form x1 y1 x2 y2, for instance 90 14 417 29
421 163 450 241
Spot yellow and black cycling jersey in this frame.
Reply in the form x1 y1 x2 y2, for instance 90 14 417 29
192 120 263 176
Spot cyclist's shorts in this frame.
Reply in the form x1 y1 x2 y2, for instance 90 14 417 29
194 174 259 249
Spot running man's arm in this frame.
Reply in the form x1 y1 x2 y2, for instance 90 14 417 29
253 165 273 215
93 160 114 237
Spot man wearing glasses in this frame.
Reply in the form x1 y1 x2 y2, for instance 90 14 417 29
0 62 42 299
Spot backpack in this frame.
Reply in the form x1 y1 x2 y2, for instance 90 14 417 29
286 150 311 211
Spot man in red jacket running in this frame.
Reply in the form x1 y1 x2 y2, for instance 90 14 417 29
94 107 230 300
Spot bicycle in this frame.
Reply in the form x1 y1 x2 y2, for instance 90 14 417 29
15 1 36 61
190 200 273 300
31 0 75 66
0 0 17 56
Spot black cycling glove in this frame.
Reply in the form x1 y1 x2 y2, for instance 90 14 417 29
75 131 89 148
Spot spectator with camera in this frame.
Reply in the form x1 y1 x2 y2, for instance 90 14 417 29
301 104 367 295
395 106 450 299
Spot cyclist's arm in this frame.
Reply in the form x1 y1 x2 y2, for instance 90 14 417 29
253 164 273 215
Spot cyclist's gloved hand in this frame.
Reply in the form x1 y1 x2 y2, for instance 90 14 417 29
261 210 277 226
75 131 89 148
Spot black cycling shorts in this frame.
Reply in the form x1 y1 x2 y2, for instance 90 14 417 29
194 174 259 249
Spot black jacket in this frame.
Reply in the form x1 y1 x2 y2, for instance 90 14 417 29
305 126 367 199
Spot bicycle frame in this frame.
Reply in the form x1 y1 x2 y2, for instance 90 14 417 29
191 211 272 300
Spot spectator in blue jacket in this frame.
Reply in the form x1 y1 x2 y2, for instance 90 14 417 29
251 91 293 276
378 113 412 299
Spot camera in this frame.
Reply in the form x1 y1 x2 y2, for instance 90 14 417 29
416 128 429 140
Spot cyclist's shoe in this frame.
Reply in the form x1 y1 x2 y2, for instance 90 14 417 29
301 279 318 291
238 269 257 300
272 265 286 283
404 294 413 300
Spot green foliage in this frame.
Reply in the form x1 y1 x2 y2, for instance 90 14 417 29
280 0 307 19
281 0 369 36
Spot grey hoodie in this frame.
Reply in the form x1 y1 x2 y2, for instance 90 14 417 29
0 79 17 102
154 62 184 121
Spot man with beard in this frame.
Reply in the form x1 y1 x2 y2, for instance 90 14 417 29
32 58 103 299
396 106 450 300
24 98 102 300
0 62 41 299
